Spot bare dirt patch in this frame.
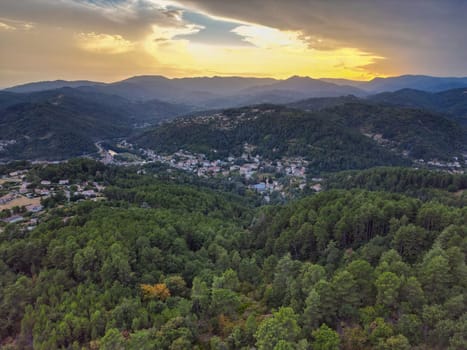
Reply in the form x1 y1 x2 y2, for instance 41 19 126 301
0 178 21 185
0 196 41 210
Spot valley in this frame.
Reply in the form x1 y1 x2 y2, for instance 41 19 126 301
1 74 466 350
1 157 466 349
2 1 467 348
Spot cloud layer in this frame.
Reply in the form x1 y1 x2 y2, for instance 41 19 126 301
183 0 467 75
0 0 465 87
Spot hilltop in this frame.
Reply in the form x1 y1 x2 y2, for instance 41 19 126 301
133 103 466 173
0 88 191 160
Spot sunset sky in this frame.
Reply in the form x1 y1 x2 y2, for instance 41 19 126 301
0 0 466 87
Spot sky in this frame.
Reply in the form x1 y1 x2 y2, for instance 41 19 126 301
0 0 466 87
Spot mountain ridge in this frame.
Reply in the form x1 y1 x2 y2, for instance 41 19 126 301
133 102 466 173
290 87 467 125
0 88 192 160
4 79 103 93
7 74 467 93
321 74 467 92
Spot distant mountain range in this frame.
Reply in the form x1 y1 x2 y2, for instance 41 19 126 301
1 74 466 163
4 80 103 93
322 75 467 93
291 87 467 125
368 88 467 125
5 74 467 109
4 76 367 109
77 75 367 108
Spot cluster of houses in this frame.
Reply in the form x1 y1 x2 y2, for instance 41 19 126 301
0 169 43 229
414 157 465 174
95 136 323 200
0 168 106 229
410 151 467 174
137 144 318 199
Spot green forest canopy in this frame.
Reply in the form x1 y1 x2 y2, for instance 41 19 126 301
0 160 466 349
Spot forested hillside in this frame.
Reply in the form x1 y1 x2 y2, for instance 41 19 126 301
288 95 360 111
368 88 467 125
325 167 467 193
0 160 466 349
290 88 467 126
290 100 467 160
1 85 465 163
322 75 467 93
135 103 466 173
0 89 192 160
134 105 409 174
320 103 466 160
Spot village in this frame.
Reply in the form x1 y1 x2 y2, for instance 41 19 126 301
0 168 106 230
414 156 465 173
0 139 323 230
99 140 324 202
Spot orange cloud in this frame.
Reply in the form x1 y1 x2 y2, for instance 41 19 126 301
76 32 136 54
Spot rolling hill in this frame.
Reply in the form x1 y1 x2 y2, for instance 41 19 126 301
368 88 467 125
322 75 467 93
134 103 466 174
133 105 410 174
288 95 360 111
6 75 467 110
320 102 466 160
243 76 366 98
4 79 103 93
0 88 192 160
81 75 365 108
2 77 466 163
290 87 467 126
4 76 366 109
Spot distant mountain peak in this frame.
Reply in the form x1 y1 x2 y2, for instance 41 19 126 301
120 75 169 83
285 75 321 82
4 79 102 93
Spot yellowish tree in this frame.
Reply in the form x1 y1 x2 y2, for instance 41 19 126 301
140 283 171 301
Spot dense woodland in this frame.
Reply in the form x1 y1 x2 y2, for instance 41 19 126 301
0 160 466 349
1 86 466 164
0 88 190 161
135 105 411 174
320 103 466 160
325 167 467 206
135 103 466 174
291 87 467 126
367 88 467 125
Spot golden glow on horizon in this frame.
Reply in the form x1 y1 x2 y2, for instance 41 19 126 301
0 2 390 86
137 23 384 80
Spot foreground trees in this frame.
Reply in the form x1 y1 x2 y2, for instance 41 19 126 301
0 162 466 349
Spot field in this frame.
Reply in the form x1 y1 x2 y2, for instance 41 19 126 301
0 177 21 185
0 195 41 210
